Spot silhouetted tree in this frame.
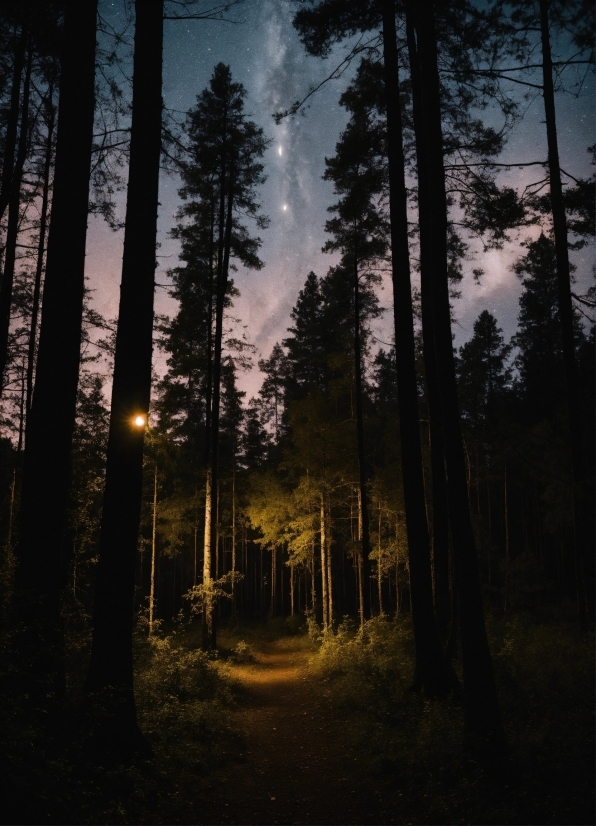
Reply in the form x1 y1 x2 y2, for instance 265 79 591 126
85 0 163 753
13 0 98 709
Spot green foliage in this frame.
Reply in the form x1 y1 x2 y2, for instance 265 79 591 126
133 628 238 763
306 611 594 824
2 613 243 824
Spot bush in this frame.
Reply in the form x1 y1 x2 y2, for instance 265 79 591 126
306 610 594 825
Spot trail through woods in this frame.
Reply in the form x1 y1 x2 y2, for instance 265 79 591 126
193 640 398 825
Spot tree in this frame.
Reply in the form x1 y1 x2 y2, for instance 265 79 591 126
175 63 267 645
458 310 511 431
12 0 98 709
406 0 504 748
513 234 583 424
322 77 387 621
85 0 163 752
380 0 456 693
536 0 593 622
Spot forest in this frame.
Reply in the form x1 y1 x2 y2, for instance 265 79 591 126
0 0 594 824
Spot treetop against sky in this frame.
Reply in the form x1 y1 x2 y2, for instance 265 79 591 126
82 0 594 400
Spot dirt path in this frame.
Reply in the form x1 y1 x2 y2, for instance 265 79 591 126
194 640 398 825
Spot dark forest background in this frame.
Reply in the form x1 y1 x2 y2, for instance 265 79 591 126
0 0 593 823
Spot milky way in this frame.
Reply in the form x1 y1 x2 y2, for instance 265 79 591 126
85 0 594 401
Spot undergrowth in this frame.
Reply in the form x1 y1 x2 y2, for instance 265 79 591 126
306 611 594 825
2 614 243 825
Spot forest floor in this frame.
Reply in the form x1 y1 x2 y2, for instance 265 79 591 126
185 636 397 825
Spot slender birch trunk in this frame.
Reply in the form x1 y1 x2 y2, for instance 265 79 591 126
377 503 383 615
326 500 333 628
503 464 510 614
320 495 328 628
357 488 364 628
149 464 158 634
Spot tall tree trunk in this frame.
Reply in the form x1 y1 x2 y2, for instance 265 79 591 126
26 91 56 417
326 502 333 627
353 251 371 619
207 171 234 646
320 493 328 628
405 9 452 645
0 43 32 387
382 0 454 696
539 0 592 623
204 201 216 466
503 463 510 614
231 462 236 618
377 502 383 615
85 0 163 751
0 24 26 224
202 469 212 646
357 488 364 627
13 0 97 708
149 464 158 634
407 0 504 748
270 546 276 617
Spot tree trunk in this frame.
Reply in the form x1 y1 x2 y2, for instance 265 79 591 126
407 0 504 748
320 493 328 628
353 251 371 619
382 0 454 696
405 7 452 645
539 0 592 623
271 546 276 617
149 464 158 634
207 169 234 646
357 488 364 627
231 463 236 618
0 24 26 224
503 463 510 614
13 0 98 709
85 0 163 753
377 502 383 615
202 469 212 646
326 499 333 627
26 91 56 417
0 43 32 387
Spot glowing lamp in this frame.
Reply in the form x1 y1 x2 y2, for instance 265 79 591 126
133 415 146 428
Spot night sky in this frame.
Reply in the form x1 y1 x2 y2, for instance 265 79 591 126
85 0 594 400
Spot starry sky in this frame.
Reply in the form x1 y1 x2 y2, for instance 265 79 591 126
85 0 594 401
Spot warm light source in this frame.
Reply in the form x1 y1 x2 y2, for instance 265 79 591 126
133 415 146 428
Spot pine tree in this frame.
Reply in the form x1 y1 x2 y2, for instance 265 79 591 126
174 63 268 645
458 310 511 431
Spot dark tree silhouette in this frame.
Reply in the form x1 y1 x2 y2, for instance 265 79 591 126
85 0 163 751
537 0 592 623
382 0 456 695
406 0 504 748
13 0 98 707
0 40 32 387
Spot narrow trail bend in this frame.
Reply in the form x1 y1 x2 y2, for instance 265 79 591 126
195 640 398 825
